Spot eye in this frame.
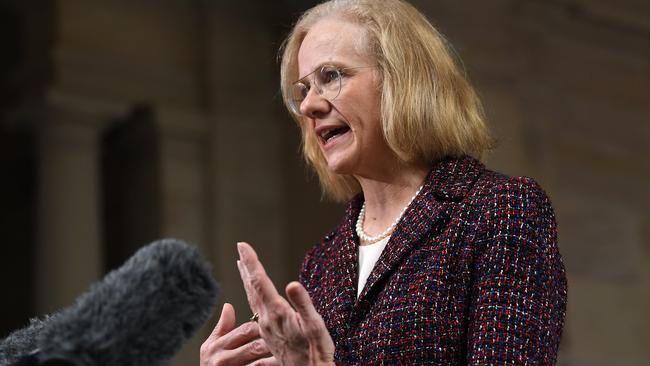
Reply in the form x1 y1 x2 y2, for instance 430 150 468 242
294 82 310 99
318 66 342 86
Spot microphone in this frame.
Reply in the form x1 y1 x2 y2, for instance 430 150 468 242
0 317 49 365
0 238 219 366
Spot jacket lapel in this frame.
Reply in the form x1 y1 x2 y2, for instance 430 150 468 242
353 156 484 311
326 196 363 330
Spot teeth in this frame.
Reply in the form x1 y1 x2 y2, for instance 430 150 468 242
320 126 348 142
324 128 339 141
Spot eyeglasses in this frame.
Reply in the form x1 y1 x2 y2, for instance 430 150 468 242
288 65 375 116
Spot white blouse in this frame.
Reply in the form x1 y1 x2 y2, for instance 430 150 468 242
357 236 390 298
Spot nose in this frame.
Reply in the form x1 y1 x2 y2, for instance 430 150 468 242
299 87 331 118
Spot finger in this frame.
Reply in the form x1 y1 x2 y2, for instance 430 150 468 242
286 281 331 344
214 337 272 366
237 242 296 335
285 282 320 322
218 321 262 350
209 303 236 340
237 259 261 314
230 337 273 364
247 356 281 366
237 242 283 304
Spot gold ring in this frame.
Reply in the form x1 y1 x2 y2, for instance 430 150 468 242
250 312 259 322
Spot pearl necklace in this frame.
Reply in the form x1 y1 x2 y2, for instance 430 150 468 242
355 184 424 244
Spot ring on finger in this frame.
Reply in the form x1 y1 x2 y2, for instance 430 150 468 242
250 312 259 322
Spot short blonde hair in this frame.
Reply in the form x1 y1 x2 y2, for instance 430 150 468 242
280 0 494 202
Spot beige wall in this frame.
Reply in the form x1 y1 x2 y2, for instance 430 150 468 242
2 0 648 365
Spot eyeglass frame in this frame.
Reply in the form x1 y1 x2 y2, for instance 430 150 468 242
288 64 376 116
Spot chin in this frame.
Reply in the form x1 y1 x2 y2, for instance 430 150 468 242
325 157 357 176
325 162 347 175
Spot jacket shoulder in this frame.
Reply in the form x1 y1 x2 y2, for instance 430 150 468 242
470 168 554 212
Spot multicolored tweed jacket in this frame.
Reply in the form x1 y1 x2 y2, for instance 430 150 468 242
299 156 567 365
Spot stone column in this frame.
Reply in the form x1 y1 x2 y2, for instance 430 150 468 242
156 106 211 366
204 3 287 325
34 98 106 314
156 107 210 247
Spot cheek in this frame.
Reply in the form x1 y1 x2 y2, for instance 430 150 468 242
344 95 380 126
355 81 382 122
365 105 384 137
357 91 380 114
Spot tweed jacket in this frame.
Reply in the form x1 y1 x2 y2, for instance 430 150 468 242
299 156 567 365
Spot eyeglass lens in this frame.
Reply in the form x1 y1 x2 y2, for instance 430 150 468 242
290 66 342 115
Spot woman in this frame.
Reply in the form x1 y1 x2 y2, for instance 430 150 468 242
201 0 567 365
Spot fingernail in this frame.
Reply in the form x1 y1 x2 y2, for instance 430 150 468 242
236 242 244 258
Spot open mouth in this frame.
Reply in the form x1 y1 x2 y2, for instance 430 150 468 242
319 125 351 144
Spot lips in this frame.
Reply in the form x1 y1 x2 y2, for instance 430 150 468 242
315 123 351 145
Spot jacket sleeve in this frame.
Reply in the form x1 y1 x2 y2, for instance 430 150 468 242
298 246 315 289
467 177 567 365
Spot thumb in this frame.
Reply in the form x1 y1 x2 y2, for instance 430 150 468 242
286 282 328 336
209 303 236 339
286 282 334 360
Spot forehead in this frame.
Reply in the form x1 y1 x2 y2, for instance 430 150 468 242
297 18 371 77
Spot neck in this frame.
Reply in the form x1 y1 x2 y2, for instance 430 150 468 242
354 160 428 242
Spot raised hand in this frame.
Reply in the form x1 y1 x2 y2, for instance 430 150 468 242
236 242 335 366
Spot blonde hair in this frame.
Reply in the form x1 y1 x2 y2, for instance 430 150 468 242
280 0 494 202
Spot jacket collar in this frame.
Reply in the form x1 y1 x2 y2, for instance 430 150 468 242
333 156 485 317
428 155 484 201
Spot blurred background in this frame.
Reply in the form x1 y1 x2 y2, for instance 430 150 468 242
0 0 648 365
